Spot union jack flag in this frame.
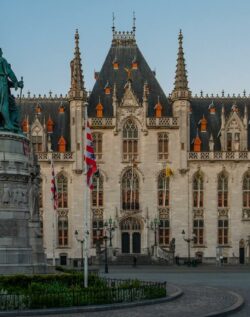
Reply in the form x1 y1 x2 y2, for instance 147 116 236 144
51 159 58 210
85 121 97 190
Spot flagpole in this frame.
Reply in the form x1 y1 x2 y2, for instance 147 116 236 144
84 106 89 288
51 155 56 267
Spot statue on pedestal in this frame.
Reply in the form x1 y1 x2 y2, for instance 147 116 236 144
0 48 23 133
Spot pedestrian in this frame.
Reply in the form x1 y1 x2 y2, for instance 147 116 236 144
219 255 223 266
133 255 137 267
175 255 180 265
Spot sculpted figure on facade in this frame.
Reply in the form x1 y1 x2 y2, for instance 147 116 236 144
2 184 11 204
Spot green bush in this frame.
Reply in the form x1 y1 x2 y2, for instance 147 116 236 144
0 275 167 310
0 273 102 293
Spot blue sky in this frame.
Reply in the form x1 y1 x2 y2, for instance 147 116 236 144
1 0 250 97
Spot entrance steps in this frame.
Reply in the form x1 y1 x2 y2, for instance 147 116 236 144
112 254 152 265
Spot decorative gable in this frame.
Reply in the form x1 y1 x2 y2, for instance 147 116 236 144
221 109 247 151
120 82 140 108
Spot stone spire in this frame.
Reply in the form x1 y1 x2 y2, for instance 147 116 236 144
69 29 85 100
171 30 191 101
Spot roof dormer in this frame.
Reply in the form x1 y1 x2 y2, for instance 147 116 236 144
96 97 103 118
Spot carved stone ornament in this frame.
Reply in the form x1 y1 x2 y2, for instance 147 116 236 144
0 183 29 209
92 208 104 220
242 209 250 220
57 209 69 217
218 208 229 217
193 208 204 218
159 207 170 219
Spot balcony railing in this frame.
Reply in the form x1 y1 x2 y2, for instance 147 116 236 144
146 117 179 128
37 152 74 162
188 151 249 161
87 117 115 128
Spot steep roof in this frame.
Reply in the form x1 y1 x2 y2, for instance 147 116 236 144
88 31 171 117
17 97 70 151
190 97 250 151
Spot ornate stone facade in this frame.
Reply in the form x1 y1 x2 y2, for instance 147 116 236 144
18 27 250 266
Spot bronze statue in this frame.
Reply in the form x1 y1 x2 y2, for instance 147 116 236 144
0 48 23 132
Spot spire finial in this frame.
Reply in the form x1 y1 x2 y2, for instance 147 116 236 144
69 29 85 99
133 11 136 33
171 29 190 100
75 29 79 46
112 12 115 33
179 29 183 41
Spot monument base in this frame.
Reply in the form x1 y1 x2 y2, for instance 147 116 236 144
0 132 47 274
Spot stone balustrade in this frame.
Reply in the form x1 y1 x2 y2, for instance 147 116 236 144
88 117 115 128
146 117 179 128
37 152 74 162
188 151 250 161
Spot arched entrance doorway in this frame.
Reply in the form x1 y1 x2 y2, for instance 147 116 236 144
120 217 142 254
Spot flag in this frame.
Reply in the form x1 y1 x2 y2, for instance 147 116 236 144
51 159 58 210
85 121 97 190
166 165 173 177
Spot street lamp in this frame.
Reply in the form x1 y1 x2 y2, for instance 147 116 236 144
103 233 108 273
104 217 116 247
151 218 160 246
182 229 196 265
75 230 84 268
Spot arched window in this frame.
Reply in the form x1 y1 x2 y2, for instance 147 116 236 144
92 173 103 207
122 168 139 211
243 173 250 208
159 219 170 246
193 172 204 208
31 134 43 152
93 133 103 160
158 171 170 207
158 133 168 160
57 174 68 208
123 119 138 161
193 219 204 245
120 217 141 230
218 172 228 208
58 216 68 246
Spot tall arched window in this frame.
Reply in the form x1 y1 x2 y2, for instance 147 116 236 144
122 168 139 211
193 172 204 208
158 133 168 160
93 133 103 160
158 171 170 207
58 216 68 246
31 134 43 152
123 119 138 161
92 173 104 207
243 173 250 208
57 174 68 208
218 172 228 208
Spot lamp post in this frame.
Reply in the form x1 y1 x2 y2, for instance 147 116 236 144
75 230 84 268
103 233 108 273
151 218 160 246
104 217 116 247
182 229 196 265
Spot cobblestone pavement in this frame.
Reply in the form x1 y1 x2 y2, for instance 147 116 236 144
20 265 250 317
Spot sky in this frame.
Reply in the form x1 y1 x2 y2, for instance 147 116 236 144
1 0 250 97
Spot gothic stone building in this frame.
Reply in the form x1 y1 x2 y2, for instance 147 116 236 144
19 26 250 266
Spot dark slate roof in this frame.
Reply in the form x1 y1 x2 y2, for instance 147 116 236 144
88 41 171 117
190 97 250 151
17 98 70 151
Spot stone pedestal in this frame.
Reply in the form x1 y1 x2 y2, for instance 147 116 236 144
0 132 47 274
